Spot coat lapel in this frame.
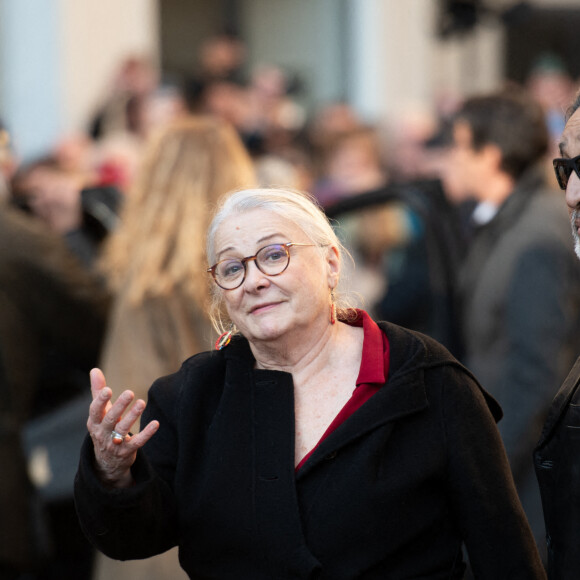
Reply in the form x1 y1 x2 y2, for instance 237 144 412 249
536 355 580 448
296 366 429 479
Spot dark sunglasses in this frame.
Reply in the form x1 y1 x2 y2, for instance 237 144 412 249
553 155 580 190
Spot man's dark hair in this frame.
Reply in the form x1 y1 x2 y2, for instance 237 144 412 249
455 86 548 180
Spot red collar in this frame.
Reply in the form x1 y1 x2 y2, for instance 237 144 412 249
346 309 388 386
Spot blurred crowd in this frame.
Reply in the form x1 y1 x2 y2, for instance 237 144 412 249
1 31 580 579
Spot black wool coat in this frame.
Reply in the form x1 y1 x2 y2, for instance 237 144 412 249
75 321 545 579
535 356 580 579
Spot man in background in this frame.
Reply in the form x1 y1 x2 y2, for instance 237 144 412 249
445 87 580 561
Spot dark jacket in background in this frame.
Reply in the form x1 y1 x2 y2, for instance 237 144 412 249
326 180 467 358
458 168 580 557
75 321 544 579
0 207 109 573
535 356 580 579
63 185 121 270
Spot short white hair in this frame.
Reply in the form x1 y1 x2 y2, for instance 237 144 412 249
207 188 341 262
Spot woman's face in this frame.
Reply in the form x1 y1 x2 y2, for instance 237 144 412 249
212 208 339 344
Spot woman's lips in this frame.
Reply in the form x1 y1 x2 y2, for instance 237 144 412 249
250 302 280 314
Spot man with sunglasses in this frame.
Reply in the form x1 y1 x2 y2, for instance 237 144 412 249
447 87 580 565
535 90 580 579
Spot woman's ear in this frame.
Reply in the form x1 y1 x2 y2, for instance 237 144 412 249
326 245 340 289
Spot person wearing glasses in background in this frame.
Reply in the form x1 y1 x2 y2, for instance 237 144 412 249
75 188 545 579
444 87 580 567
536 90 580 580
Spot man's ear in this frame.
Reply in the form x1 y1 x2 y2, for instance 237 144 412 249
481 143 503 172
326 245 340 289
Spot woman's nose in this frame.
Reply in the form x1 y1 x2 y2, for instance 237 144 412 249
566 172 580 211
242 259 269 290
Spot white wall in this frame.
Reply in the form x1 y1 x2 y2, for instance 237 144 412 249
0 0 159 161
58 0 160 134
0 0 63 161
241 0 346 110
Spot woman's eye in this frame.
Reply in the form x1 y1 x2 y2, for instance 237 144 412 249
221 261 243 278
262 247 285 262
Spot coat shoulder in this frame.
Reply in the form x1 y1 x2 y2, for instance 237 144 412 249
377 320 502 421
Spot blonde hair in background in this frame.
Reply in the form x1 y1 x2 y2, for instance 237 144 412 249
99 115 255 308
206 187 357 334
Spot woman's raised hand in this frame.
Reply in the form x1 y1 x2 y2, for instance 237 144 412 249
87 368 159 488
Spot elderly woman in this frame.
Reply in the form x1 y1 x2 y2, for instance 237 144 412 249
75 188 545 579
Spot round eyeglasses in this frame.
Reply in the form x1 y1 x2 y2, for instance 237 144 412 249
207 242 315 290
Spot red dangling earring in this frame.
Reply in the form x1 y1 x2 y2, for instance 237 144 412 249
330 290 337 325
215 325 234 350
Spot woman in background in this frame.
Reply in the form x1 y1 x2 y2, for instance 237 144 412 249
92 115 255 580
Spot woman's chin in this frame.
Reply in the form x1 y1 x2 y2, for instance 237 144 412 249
249 326 286 343
243 318 290 344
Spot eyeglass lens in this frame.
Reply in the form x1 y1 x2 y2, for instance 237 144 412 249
214 244 290 289
554 156 580 190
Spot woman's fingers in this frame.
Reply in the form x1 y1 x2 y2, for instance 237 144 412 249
90 390 157 449
84 369 160 487
89 367 106 396
104 418 159 452
127 420 160 448
88 385 112 426
88 368 111 426
110 397 146 437
100 390 136 431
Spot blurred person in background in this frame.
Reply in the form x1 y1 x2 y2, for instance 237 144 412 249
93 83 189 194
535 88 580 579
311 125 389 314
0 124 110 579
88 55 159 143
308 101 364 151
10 157 121 270
87 55 190 196
312 125 387 208
311 124 393 326
386 105 439 182
198 79 252 139
254 151 312 191
526 53 575 160
91 115 255 580
138 84 188 140
446 86 580 562
526 52 576 195
319 121 466 357
194 62 306 161
243 63 306 155
184 32 247 113
305 101 364 180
